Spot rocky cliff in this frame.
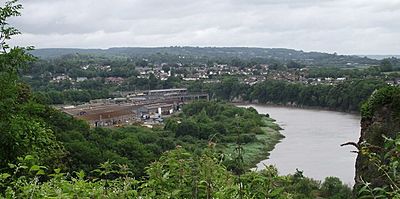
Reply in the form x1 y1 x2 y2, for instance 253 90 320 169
355 86 400 189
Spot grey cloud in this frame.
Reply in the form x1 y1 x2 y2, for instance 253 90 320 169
7 0 400 54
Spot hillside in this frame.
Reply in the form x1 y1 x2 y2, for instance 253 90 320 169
362 55 400 60
32 47 379 67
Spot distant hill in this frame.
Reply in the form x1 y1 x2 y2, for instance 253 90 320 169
31 47 379 67
361 55 400 60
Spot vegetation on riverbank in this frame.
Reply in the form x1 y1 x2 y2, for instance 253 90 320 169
212 78 386 112
223 117 284 168
1 148 353 199
164 101 285 171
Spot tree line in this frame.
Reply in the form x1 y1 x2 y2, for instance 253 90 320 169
201 78 387 112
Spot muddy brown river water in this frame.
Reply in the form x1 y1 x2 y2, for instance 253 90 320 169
240 104 361 185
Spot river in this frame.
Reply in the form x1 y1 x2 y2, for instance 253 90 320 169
240 104 361 185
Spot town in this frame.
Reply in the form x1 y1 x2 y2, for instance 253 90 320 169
48 61 354 87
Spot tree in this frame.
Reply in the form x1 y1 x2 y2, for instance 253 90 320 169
162 65 170 73
380 58 393 72
320 177 352 198
175 120 200 138
287 60 302 69
214 77 241 101
0 0 64 168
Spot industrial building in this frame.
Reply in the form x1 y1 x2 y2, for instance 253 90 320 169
61 88 208 127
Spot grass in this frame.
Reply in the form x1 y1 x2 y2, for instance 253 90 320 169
222 116 285 169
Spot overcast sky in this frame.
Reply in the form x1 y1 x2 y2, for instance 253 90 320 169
7 0 400 55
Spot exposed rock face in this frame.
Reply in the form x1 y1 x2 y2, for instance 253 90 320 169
354 87 400 190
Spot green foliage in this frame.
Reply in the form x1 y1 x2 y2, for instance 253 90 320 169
0 0 64 169
0 98 276 181
165 101 284 172
358 135 400 198
168 101 265 142
248 79 385 112
0 0 23 54
361 86 400 119
0 149 353 198
287 60 304 69
142 148 234 198
213 77 245 101
307 67 381 79
1 156 140 198
380 59 394 72
59 126 172 177
320 177 352 199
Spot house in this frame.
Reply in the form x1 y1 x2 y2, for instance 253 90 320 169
105 77 125 84
95 65 112 71
51 74 72 83
81 65 90 70
76 77 88 82
183 77 198 81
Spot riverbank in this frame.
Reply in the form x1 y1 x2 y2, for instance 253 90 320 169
246 104 360 185
233 101 360 115
222 116 285 169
